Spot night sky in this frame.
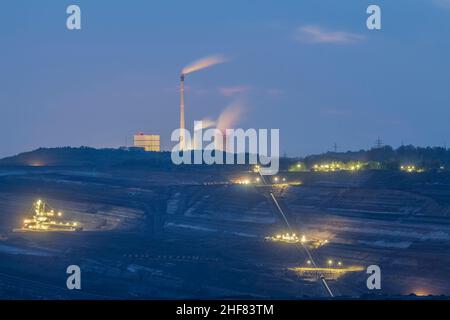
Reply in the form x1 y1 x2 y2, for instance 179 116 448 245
1 0 449 158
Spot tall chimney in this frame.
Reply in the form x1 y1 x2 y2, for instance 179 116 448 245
179 74 185 151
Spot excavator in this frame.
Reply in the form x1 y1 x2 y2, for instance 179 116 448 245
18 199 82 232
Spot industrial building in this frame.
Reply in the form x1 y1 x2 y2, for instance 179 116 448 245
134 133 161 152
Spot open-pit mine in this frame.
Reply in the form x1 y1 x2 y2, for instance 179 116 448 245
1 165 450 299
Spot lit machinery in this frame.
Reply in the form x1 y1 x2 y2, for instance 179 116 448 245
265 232 300 243
312 161 363 172
19 200 82 232
400 165 424 173
290 265 364 280
265 233 329 248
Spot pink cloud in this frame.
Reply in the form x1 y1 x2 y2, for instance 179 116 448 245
218 85 251 97
266 88 283 97
294 25 365 44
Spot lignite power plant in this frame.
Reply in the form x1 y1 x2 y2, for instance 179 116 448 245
133 55 225 152
179 55 226 151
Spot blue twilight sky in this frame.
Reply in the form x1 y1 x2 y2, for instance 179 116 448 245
1 0 449 157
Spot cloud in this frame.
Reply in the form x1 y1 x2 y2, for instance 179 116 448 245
320 107 352 116
266 88 283 97
293 25 365 44
164 85 209 96
218 85 251 97
434 0 450 8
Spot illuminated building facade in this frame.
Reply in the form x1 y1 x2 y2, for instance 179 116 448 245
134 133 161 152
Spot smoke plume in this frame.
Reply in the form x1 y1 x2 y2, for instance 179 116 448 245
182 54 227 75
216 100 246 132
194 118 216 131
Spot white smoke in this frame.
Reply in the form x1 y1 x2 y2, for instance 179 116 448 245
182 54 227 75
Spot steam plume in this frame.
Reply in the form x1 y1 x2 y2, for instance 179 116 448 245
194 118 216 131
182 54 227 75
216 100 246 132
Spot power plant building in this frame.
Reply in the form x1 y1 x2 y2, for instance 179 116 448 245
134 133 161 152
